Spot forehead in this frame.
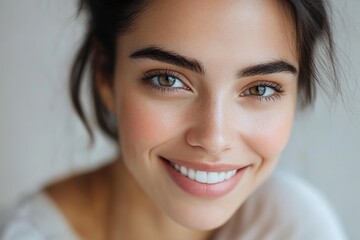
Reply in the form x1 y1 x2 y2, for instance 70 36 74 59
119 0 298 71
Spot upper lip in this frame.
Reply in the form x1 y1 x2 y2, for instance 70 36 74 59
160 157 249 172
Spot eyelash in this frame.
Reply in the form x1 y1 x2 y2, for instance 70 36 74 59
139 69 190 93
139 69 285 101
242 81 285 102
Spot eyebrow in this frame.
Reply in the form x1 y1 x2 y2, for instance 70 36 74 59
129 46 205 75
129 45 297 77
238 60 298 78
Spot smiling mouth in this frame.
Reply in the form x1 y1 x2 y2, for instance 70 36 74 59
161 157 248 198
167 161 239 185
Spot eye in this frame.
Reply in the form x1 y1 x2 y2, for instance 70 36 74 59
240 81 285 101
150 75 186 88
244 85 275 97
140 69 191 92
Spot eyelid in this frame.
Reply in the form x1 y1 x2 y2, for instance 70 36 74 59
144 69 183 79
239 80 285 101
241 80 284 92
243 80 283 89
139 69 192 92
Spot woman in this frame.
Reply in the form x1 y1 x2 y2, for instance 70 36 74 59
1 0 347 239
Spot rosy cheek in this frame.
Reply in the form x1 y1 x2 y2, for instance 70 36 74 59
245 111 294 161
116 92 183 154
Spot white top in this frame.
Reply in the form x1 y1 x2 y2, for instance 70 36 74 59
0 172 347 240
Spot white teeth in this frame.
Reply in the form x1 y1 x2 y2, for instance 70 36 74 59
219 172 226 182
175 164 180 171
170 162 238 184
207 172 219 184
195 171 207 183
188 169 196 180
225 171 233 180
180 166 187 176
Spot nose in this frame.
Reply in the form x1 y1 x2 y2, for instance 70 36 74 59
185 97 234 155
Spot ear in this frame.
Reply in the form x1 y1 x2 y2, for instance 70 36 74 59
94 45 116 113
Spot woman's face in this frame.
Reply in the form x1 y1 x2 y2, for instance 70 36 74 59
102 0 298 230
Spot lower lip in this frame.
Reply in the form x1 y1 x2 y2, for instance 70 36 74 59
162 159 247 199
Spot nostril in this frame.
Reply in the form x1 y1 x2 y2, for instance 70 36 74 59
185 101 233 154
185 127 232 154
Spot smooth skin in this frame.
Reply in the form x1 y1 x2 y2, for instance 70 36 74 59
48 0 299 239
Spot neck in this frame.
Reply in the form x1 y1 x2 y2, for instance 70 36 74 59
107 159 214 240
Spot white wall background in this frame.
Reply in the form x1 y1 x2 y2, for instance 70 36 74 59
0 1 359 239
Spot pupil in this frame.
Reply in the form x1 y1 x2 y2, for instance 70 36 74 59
250 86 266 95
159 75 175 86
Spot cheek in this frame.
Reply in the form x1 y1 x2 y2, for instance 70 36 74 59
115 92 183 154
245 109 295 161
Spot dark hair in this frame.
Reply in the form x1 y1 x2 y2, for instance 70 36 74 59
70 0 338 143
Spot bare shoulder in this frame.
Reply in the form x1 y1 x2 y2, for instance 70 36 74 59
45 164 113 239
46 169 96 211
0 165 113 240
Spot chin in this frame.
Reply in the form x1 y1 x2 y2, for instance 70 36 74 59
183 208 238 231
162 194 246 231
